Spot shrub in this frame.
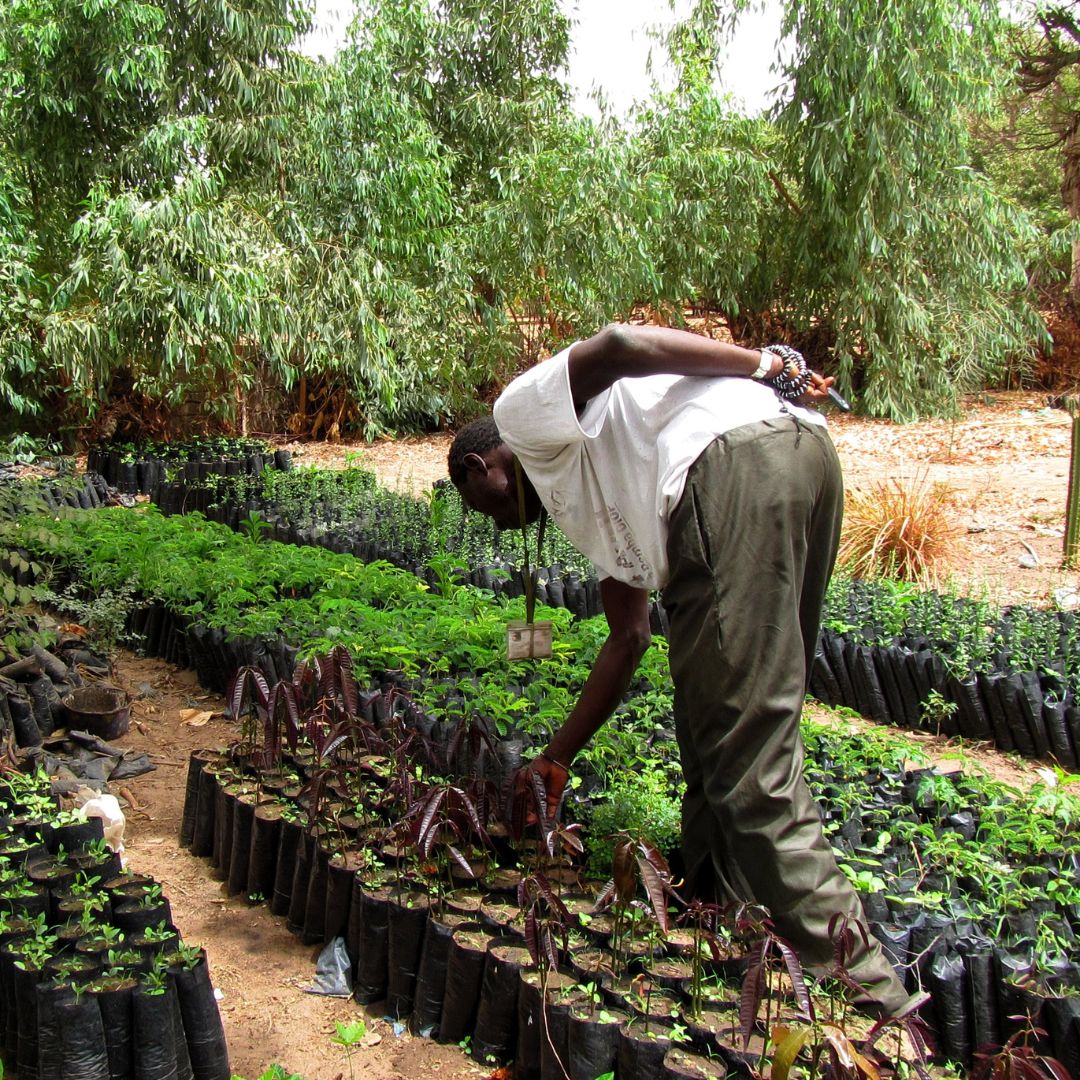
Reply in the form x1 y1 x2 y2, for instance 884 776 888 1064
583 767 683 875
838 473 956 583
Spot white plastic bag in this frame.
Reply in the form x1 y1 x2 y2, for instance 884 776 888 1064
74 786 126 856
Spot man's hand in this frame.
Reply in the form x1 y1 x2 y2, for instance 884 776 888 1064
509 754 568 836
798 370 837 408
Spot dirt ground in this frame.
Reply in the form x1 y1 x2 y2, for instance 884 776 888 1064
95 392 1077 1079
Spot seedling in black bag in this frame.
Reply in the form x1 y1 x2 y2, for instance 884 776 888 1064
968 1022 1071 1080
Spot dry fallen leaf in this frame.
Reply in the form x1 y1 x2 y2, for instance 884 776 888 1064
180 709 214 727
58 623 88 636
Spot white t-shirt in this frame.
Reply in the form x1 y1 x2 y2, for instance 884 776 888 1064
493 344 827 590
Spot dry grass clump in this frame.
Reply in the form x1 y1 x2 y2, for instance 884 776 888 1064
838 474 957 583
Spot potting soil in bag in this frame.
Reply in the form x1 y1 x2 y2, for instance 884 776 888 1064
929 950 970 1067
386 892 430 1020
133 984 180 1080
91 976 138 1080
538 990 580 1080
190 766 218 859
301 843 329 945
57 993 111 1080
345 873 366 970
663 1046 727 1079
172 952 230 1080
1018 671 1053 758
1042 700 1077 767
617 1023 672 1080
470 939 531 1066
270 816 302 918
285 830 313 934
322 855 354 942
870 921 911 974
36 979 74 1080
566 1004 625 1080
246 802 283 903
959 944 1000 1055
226 793 256 897
437 929 490 1045
1043 994 1080 1079
14 961 46 1074
995 949 1044 1042
353 886 393 1006
409 914 462 1038
171 977 195 1080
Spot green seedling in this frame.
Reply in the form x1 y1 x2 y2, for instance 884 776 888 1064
329 1019 367 1080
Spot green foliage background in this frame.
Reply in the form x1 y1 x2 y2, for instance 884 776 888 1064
0 0 1067 435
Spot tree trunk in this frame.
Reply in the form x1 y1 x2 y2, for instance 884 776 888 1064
1062 116 1080 308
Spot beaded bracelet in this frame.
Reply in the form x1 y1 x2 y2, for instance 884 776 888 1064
762 343 812 401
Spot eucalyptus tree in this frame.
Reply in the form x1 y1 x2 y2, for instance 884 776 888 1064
627 0 777 326
268 2 480 435
425 0 574 199
774 0 1046 419
0 164 41 418
1013 4 1080 304
0 0 314 423
359 0 665 377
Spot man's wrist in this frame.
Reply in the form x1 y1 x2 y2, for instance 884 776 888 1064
751 349 779 380
538 748 571 772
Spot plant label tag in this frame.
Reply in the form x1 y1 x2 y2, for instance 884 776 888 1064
506 619 553 660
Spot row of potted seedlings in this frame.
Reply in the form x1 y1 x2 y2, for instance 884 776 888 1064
179 649 1077 1076
133 459 1080 765
13 462 1074 767
803 737 1080 1074
810 627 1080 767
87 440 291 499
0 769 230 1079
146 463 609 622
178 685 847 1076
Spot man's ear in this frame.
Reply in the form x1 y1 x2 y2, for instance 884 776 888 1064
462 452 489 477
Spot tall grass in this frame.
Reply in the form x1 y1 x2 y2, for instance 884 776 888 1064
838 473 956 583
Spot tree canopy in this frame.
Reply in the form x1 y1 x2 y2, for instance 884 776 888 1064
0 0 1062 437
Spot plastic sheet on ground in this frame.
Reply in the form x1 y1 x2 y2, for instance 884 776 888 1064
303 937 353 997
28 728 156 792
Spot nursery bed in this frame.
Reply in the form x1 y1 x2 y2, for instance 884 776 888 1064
288 389 1080 608
102 646 1067 1080
102 651 483 1080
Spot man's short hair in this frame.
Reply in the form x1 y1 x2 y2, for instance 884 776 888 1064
448 416 503 486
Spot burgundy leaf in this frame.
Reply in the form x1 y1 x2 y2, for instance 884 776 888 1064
417 789 448 854
738 939 766 1050
524 911 540 966
593 879 616 912
636 855 670 934
1041 1058 1074 1080
635 837 672 879
542 926 560 973
446 844 474 878
612 840 637 905
773 936 813 1020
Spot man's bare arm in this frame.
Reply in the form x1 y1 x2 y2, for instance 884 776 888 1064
567 324 833 408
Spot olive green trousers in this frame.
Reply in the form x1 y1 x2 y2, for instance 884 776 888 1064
662 416 909 1015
